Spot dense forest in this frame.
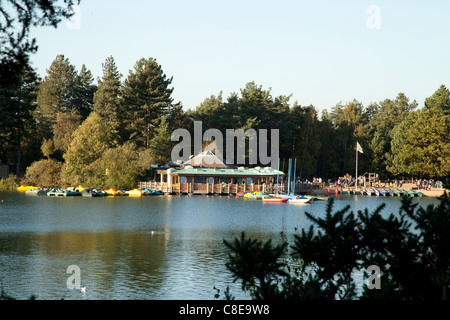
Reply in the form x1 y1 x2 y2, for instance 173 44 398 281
0 54 449 189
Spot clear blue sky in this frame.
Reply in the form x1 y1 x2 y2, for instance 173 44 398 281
29 0 450 114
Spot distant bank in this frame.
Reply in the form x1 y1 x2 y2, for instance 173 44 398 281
312 183 449 198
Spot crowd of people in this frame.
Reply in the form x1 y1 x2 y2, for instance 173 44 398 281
413 179 443 190
294 175 445 191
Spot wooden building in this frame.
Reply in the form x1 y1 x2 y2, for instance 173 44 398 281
139 151 286 195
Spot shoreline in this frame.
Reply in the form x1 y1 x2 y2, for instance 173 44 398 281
310 184 449 198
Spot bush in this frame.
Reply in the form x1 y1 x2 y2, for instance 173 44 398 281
22 159 63 187
0 174 20 190
87 142 154 189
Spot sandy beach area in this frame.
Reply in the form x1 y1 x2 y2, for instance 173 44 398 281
310 183 449 198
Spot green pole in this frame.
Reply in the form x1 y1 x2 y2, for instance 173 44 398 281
287 158 292 194
293 159 297 194
276 158 280 195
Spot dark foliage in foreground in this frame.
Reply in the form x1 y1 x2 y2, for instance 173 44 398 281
221 193 450 300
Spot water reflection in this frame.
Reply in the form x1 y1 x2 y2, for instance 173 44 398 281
0 230 170 299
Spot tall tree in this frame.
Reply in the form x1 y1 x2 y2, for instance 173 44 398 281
148 117 173 164
0 63 39 176
73 64 96 118
316 111 340 179
36 55 94 134
368 93 417 177
93 56 124 139
328 100 368 177
122 57 174 148
190 91 226 130
424 84 450 113
387 86 450 178
387 107 450 178
36 54 77 133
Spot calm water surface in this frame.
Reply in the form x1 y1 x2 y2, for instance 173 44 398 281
0 192 441 300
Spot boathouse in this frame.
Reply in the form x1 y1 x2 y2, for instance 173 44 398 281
139 151 286 195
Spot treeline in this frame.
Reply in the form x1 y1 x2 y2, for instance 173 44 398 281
0 54 449 188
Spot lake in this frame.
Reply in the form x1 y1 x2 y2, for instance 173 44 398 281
0 191 441 300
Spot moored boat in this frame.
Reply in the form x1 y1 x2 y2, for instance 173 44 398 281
244 191 257 199
144 188 162 195
288 197 312 204
17 185 38 192
246 192 271 199
236 190 250 197
409 189 423 197
125 189 146 197
82 188 105 197
104 188 124 196
75 185 87 193
47 188 80 197
396 188 409 196
262 197 289 203
25 188 48 196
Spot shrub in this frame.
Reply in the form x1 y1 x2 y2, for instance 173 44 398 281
0 174 20 190
22 159 63 187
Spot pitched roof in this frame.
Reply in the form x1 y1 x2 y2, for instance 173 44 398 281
181 150 235 169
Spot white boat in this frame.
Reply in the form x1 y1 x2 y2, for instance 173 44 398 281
288 197 312 204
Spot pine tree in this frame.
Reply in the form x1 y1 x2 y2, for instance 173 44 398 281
36 55 95 138
122 57 174 148
36 55 77 122
73 64 96 118
368 93 417 177
387 90 450 178
0 63 39 176
93 56 124 140
148 117 173 164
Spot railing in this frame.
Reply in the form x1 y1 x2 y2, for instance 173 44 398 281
138 181 314 195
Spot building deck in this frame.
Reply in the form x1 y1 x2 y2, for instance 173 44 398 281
138 181 313 195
